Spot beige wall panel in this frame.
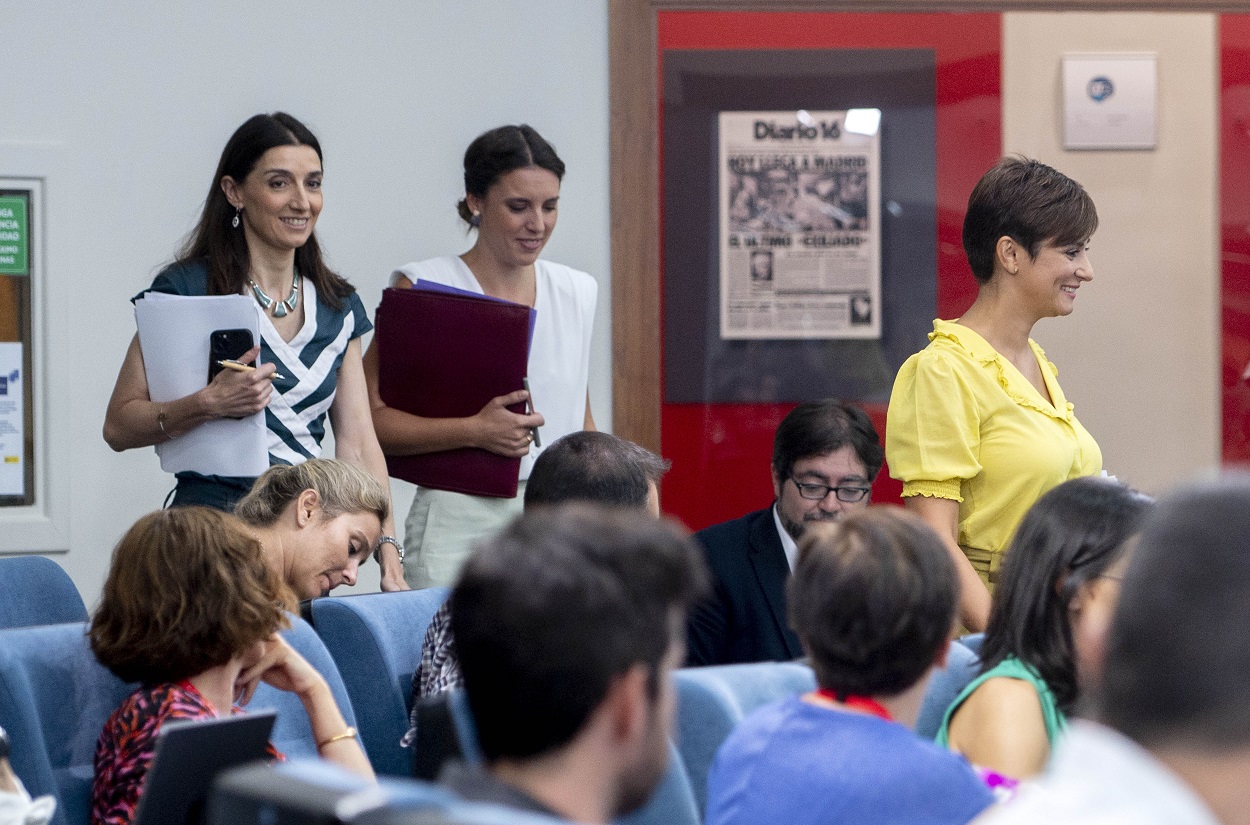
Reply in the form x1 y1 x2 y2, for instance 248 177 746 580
1004 11 1219 496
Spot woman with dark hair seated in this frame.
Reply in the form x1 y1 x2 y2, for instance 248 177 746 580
705 509 993 825
89 507 372 825
937 476 1152 779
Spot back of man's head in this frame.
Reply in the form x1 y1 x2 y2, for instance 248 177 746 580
1097 474 1250 750
450 504 709 763
524 431 669 510
771 400 884 482
787 508 957 697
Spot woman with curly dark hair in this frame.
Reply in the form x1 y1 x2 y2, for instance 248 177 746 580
89 507 372 825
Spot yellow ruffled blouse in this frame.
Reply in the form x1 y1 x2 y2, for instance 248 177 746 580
886 320 1102 582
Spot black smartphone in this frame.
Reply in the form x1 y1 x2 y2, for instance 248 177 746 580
207 328 255 383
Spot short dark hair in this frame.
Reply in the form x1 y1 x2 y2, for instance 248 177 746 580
524 431 669 510
179 112 354 309
787 508 957 697
981 477 1152 714
1097 475 1250 750
90 508 293 685
451 505 708 762
962 156 1098 284
771 400 882 483
456 125 565 225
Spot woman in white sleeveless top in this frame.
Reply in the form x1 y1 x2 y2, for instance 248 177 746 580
363 125 596 587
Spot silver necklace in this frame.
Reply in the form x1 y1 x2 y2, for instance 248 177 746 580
249 272 301 317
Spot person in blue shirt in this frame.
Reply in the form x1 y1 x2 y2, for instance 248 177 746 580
705 508 994 825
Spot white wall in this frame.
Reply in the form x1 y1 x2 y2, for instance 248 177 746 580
2 5 1228 606
1 2 610 605
1003 11 1220 497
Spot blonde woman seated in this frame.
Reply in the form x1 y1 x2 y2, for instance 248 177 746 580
89 507 373 825
235 458 391 600
936 477 1151 779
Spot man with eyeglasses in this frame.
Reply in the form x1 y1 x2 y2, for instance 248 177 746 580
686 400 883 666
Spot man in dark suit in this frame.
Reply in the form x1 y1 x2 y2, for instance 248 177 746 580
686 400 883 666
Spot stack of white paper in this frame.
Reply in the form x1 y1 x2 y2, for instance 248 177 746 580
134 293 269 477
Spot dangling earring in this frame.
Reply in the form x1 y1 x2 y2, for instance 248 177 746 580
470 212 481 228
232 207 242 229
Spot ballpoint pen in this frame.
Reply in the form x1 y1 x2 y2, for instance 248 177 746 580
217 359 287 381
522 377 541 447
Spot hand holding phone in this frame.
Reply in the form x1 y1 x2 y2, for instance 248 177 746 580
208 328 256 384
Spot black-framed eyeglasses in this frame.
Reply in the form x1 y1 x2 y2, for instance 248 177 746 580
789 477 871 503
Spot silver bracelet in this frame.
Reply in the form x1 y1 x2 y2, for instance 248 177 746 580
374 535 405 564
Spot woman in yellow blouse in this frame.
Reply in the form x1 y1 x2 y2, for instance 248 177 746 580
887 157 1102 631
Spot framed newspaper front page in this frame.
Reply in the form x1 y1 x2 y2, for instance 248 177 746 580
718 109 881 340
662 47 941 407
631 11 1002 530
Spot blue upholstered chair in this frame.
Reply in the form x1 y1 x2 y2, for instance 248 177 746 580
0 556 87 629
210 759 568 825
672 661 817 814
419 687 696 825
615 740 701 825
914 639 982 740
0 622 134 825
246 615 361 760
958 632 985 656
0 615 356 825
209 759 450 824
310 588 450 776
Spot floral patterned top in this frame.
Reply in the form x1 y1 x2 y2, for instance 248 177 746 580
91 680 282 825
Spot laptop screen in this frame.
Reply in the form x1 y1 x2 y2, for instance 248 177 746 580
133 710 276 825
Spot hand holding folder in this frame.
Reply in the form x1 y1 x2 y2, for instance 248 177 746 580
134 293 269 477
375 286 533 498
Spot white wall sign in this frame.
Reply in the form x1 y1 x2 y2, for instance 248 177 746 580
0 155 71 553
0 342 23 497
1063 53 1157 150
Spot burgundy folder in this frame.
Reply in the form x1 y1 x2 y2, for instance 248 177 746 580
375 286 532 498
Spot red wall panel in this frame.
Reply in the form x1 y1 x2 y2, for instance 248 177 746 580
657 11 1002 529
1222 14 1250 466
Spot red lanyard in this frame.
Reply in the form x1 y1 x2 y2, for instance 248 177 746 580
814 688 893 722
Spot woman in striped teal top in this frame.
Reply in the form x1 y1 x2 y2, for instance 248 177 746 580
103 113 405 591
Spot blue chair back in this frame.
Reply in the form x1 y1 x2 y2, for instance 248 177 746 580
432 690 696 825
958 632 985 656
0 556 87 629
615 740 700 825
673 661 816 814
0 622 134 825
210 759 568 825
210 758 450 824
446 689 483 765
250 615 360 759
0 614 356 825
915 639 982 740
310 588 450 776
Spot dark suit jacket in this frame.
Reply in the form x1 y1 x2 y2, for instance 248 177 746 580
686 506 804 666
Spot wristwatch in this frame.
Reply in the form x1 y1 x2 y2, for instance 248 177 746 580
374 535 405 564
